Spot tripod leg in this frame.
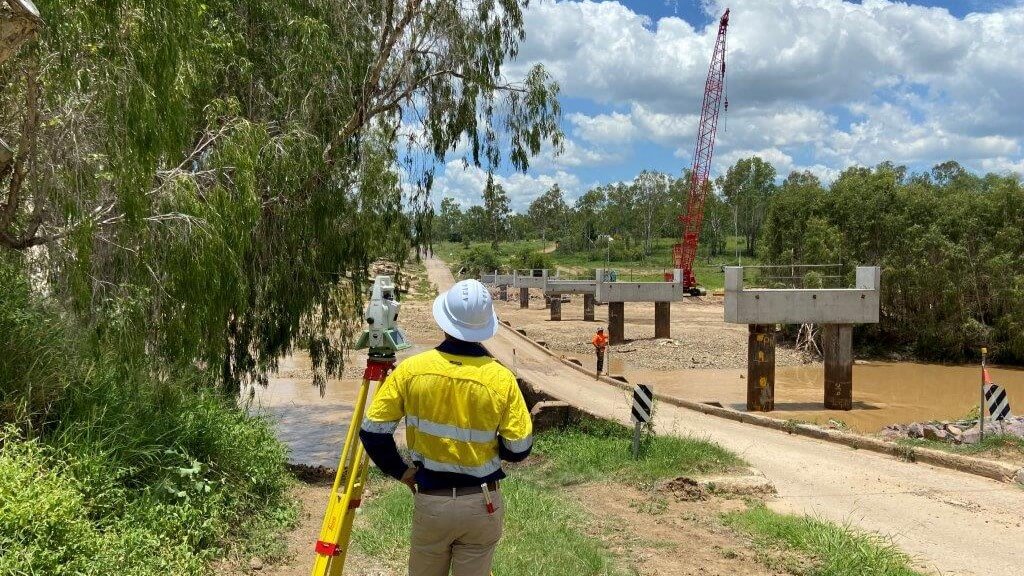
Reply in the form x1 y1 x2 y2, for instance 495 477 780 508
326 445 372 576
311 375 372 576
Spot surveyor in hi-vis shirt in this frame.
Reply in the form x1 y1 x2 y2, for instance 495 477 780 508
360 279 533 576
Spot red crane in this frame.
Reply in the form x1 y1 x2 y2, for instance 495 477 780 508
673 8 730 296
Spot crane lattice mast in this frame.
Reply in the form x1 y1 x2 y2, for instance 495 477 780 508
673 8 729 293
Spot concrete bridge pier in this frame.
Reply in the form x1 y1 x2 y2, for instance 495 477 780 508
654 302 671 339
747 324 775 412
499 285 507 301
519 287 529 309
549 297 561 321
583 294 595 321
823 324 854 410
608 302 625 344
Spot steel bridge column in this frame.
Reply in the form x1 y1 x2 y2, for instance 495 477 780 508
823 324 853 410
747 324 775 412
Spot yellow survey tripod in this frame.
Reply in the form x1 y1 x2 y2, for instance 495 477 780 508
312 276 410 576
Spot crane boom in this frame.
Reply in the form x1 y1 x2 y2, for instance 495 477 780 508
673 8 729 294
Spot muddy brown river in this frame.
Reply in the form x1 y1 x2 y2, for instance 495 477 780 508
250 347 425 467
569 351 1024 432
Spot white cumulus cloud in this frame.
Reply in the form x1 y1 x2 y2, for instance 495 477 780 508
506 0 1024 185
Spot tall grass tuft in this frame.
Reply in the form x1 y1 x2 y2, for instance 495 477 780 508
724 504 924 576
0 257 82 426
532 418 743 487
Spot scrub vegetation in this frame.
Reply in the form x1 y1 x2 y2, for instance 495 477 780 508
438 237 755 291
0 258 294 575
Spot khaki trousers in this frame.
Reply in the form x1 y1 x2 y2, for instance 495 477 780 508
409 490 504 576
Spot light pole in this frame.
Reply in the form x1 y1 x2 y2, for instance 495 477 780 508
603 235 613 273
733 204 741 267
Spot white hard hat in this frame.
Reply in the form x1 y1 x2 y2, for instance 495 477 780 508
432 280 499 342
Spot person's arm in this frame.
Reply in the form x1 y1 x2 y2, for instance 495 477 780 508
497 375 534 462
359 367 411 481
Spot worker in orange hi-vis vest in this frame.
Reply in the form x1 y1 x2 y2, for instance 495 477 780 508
592 328 609 379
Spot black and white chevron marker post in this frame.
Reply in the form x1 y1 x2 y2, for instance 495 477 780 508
985 383 1011 422
631 384 654 458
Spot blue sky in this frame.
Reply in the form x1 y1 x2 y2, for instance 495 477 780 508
428 0 1024 210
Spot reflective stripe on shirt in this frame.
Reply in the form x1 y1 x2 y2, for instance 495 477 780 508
410 450 503 477
361 418 400 434
406 415 497 443
501 435 533 453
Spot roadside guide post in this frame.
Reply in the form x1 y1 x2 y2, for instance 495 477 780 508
631 384 654 459
980 347 987 442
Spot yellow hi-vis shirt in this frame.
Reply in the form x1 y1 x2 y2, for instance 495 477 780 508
362 348 533 477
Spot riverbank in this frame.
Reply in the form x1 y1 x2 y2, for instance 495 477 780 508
1 258 295 576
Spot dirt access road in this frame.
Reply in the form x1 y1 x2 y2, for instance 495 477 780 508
427 257 1024 576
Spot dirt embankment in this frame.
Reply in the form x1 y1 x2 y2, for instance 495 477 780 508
239 468 799 576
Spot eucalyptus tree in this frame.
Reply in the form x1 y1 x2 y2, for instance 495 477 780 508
1 0 562 393
565 186 606 252
526 183 567 243
718 156 777 255
481 172 511 248
633 170 672 255
0 0 40 66
435 196 465 242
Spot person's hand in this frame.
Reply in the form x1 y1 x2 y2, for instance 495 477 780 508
400 466 418 492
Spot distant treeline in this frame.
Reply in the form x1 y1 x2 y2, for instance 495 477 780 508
433 159 1024 363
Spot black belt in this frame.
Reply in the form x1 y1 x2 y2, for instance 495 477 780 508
417 481 499 497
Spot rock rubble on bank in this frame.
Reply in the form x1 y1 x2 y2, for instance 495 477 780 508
881 416 1024 445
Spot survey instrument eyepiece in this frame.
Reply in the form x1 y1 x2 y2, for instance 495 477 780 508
355 275 410 357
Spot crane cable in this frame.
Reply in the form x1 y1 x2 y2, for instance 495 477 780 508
722 59 729 133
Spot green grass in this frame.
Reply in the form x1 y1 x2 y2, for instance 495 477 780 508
354 474 625 576
724 504 925 576
530 419 743 487
352 419 741 575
